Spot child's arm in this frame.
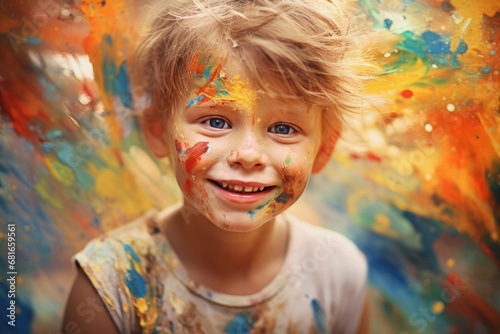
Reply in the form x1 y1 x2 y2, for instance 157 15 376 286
355 292 371 334
62 268 120 334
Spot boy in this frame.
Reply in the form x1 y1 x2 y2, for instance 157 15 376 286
63 0 370 333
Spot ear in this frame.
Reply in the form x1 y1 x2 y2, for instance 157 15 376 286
142 108 170 158
312 129 340 174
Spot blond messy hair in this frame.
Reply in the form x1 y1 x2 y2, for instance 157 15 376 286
133 0 372 135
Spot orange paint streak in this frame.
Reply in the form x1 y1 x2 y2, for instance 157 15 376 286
188 51 199 73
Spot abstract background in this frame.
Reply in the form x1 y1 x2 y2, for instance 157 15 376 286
0 0 499 333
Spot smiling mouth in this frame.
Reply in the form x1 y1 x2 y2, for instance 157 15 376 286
209 180 275 194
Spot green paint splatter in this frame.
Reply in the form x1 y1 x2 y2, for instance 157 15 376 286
285 155 291 165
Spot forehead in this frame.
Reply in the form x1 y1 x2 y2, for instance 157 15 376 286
185 51 311 114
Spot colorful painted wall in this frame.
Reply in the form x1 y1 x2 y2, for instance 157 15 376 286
0 0 499 333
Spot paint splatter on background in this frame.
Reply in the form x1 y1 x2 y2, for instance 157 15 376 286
0 0 498 333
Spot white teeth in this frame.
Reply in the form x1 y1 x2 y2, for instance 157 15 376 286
227 184 234 190
243 186 254 192
222 182 228 188
253 187 259 192
259 187 264 191
234 185 243 192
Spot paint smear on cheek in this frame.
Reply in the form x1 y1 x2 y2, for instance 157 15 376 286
183 142 209 173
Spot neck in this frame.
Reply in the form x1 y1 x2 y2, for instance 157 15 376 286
163 201 288 280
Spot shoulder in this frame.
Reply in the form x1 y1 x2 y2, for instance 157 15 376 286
71 208 165 334
75 209 160 266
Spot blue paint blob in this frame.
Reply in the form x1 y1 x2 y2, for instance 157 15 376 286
115 61 132 108
124 243 141 262
125 260 147 298
483 66 491 73
46 130 63 139
275 193 288 204
491 50 495 56
384 18 393 30
26 36 41 45
311 299 327 333
224 313 254 334
101 0 106 6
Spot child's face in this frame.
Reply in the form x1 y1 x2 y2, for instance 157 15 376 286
162 54 328 232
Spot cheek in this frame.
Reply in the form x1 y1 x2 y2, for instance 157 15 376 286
174 140 210 196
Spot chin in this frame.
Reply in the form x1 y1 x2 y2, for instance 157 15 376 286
209 211 273 233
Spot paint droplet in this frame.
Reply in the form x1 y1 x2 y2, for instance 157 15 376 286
446 258 455 267
384 52 391 58
424 123 433 132
11 185 16 191
432 301 445 314
401 89 413 98
446 103 455 112
491 51 495 56
384 18 393 30
442 96 447 100
285 155 292 165
8 195 13 201
256 118 261 124
423 279 431 286
491 231 498 241
483 65 491 73
24 225 30 232
425 173 432 180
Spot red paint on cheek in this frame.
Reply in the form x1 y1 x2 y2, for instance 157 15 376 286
184 141 209 173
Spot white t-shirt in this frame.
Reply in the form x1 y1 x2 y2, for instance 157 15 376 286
74 208 367 334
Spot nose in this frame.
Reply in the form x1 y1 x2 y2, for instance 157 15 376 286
227 131 268 169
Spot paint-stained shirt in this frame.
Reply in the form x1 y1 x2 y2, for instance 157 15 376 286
74 208 367 334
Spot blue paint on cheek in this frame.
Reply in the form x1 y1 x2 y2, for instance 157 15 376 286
247 199 272 218
311 299 326 333
275 193 288 204
483 66 491 73
224 313 254 334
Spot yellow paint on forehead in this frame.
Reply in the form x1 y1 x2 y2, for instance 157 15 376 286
223 74 258 111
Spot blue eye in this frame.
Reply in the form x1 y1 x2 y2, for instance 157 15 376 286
204 118 230 129
269 124 295 135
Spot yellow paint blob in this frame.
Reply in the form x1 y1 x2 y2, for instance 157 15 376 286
224 75 258 111
431 301 445 314
135 297 148 314
446 258 456 267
